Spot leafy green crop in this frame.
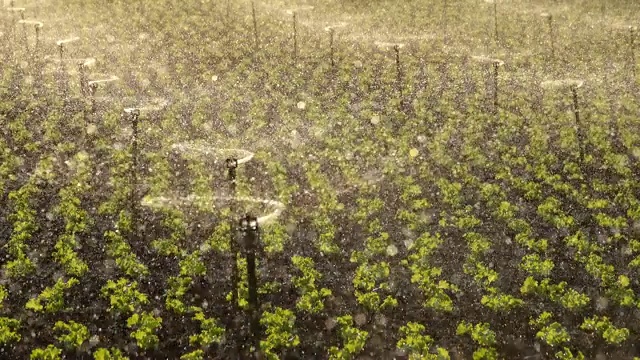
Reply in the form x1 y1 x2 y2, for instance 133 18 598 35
127 312 162 350
260 307 299 359
53 321 89 350
25 277 79 313
397 322 450 359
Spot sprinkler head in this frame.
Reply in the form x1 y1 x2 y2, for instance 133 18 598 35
226 158 238 169
240 215 259 231
124 108 141 117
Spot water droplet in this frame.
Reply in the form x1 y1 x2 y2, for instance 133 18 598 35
86 124 97 135
354 313 367 326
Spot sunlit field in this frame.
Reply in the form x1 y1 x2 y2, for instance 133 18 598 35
2 0 640 359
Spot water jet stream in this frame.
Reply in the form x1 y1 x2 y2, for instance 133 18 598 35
17 19 42 28
55 36 79 46
143 142 284 226
87 75 118 86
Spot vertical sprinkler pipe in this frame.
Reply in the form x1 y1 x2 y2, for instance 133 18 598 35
225 157 241 354
240 214 260 356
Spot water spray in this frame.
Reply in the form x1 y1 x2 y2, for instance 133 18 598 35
143 142 285 357
144 143 284 226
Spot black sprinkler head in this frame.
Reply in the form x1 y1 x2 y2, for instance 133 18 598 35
226 158 238 169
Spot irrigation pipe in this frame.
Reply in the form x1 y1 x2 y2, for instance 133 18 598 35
142 142 285 226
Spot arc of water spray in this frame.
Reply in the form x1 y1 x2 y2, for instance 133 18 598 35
17 19 43 28
55 36 79 46
87 75 119 86
44 55 94 64
6 7 25 14
142 143 285 226
123 100 168 113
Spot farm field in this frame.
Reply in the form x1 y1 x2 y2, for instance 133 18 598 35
2 0 640 359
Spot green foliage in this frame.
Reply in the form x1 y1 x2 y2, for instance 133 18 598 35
188 310 224 346
30 345 62 360
0 286 7 308
53 320 89 350
105 228 149 278
179 251 206 277
397 322 450 359
520 277 590 310
404 232 458 312
26 277 79 313
0 317 21 344
127 312 163 350
291 256 331 314
260 307 300 359
537 196 574 229
101 278 149 314
353 261 397 311
180 350 204 360
480 288 524 312
555 348 585 360
93 348 129 360
166 275 192 314
580 316 629 345
328 315 369 360
456 321 497 360
529 312 570 347
519 254 554 276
